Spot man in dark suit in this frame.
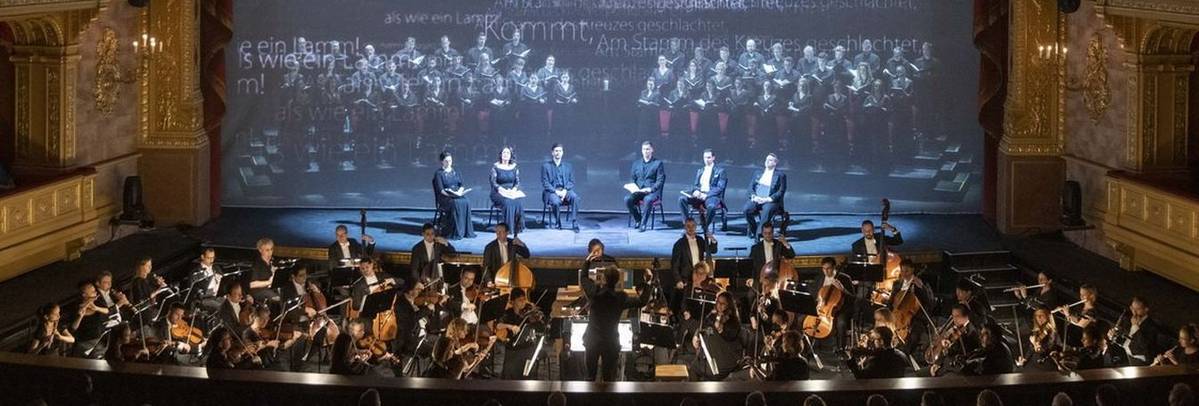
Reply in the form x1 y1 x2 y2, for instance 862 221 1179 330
189 247 226 314
626 141 666 232
888 259 934 355
850 219 903 262
330 320 371 375
328 225 376 269
670 218 717 310
409 223 456 283
542 143 581 232
482 222 530 282
742 153 787 240
749 222 795 277
810 257 855 349
578 266 652 381
678 149 727 235
217 283 250 332
848 326 910 379
349 258 399 321
954 278 989 327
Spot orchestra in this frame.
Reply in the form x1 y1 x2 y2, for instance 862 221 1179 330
23 211 1194 385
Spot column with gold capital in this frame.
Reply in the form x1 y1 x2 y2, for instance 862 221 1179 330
996 0 1068 234
136 0 211 225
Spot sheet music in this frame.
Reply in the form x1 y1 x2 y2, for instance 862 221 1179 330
623 183 641 193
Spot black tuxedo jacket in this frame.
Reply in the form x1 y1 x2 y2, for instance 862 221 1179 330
350 271 397 312
750 238 796 276
578 268 651 345
746 169 786 203
482 238 530 281
670 236 717 283
328 238 376 268
690 166 728 199
409 240 456 282
850 232 904 259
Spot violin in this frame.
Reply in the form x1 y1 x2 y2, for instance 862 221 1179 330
924 320 965 366
170 320 204 346
354 335 399 366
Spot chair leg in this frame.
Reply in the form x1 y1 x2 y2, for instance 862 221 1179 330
721 208 728 231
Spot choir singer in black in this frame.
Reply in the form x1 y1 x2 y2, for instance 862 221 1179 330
578 266 652 382
743 153 787 240
541 143 580 232
625 141 666 232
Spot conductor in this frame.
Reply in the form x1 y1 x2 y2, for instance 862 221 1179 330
578 266 652 381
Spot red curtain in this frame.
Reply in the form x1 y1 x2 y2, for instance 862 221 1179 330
974 0 1008 224
200 0 232 219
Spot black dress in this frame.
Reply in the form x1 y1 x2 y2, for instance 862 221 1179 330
434 168 476 240
489 164 525 233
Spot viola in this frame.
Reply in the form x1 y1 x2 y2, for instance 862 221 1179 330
170 320 204 346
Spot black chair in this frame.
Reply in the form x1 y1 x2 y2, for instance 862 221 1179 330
687 198 729 233
541 198 575 229
627 198 667 230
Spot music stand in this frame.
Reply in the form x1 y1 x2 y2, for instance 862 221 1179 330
844 261 885 283
480 294 509 324
714 259 753 280
638 321 677 349
779 287 818 317
359 289 397 320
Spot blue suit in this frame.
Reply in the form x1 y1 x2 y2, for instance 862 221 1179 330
541 159 580 228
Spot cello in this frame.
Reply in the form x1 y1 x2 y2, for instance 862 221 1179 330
868 198 903 305
802 262 846 339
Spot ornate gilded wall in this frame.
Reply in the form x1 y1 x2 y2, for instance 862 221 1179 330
1063 0 1131 259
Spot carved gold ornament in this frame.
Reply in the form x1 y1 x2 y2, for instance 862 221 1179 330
1083 32 1111 124
94 28 131 117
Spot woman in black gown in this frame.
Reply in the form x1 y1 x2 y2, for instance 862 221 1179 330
434 151 476 240
490 146 525 233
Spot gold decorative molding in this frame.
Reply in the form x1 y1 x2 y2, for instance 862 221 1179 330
137 0 207 149
2 1 105 173
1083 32 1112 124
1002 0 1066 157
1093 8 1196 173
1103 173 1199 291
93 26 131 116
1095 0 1199 25
0 170 103 282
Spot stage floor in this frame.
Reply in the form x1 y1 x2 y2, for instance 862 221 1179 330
196 207 1002 258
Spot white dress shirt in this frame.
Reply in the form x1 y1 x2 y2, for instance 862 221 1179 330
687 236 701 266
499 241 509 265
763 240 774 264
699 166 713 193
339 241 352 259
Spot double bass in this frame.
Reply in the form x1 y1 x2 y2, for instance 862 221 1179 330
869 199 903 305
494 238 535 296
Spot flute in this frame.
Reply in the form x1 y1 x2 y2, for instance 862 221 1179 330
1002 283 1045 292
1052 300 1085 314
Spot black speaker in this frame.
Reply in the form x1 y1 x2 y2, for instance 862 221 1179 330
128 0 148 7
1061 180 1084 227
117 176 154 228
1058 0 1080 13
